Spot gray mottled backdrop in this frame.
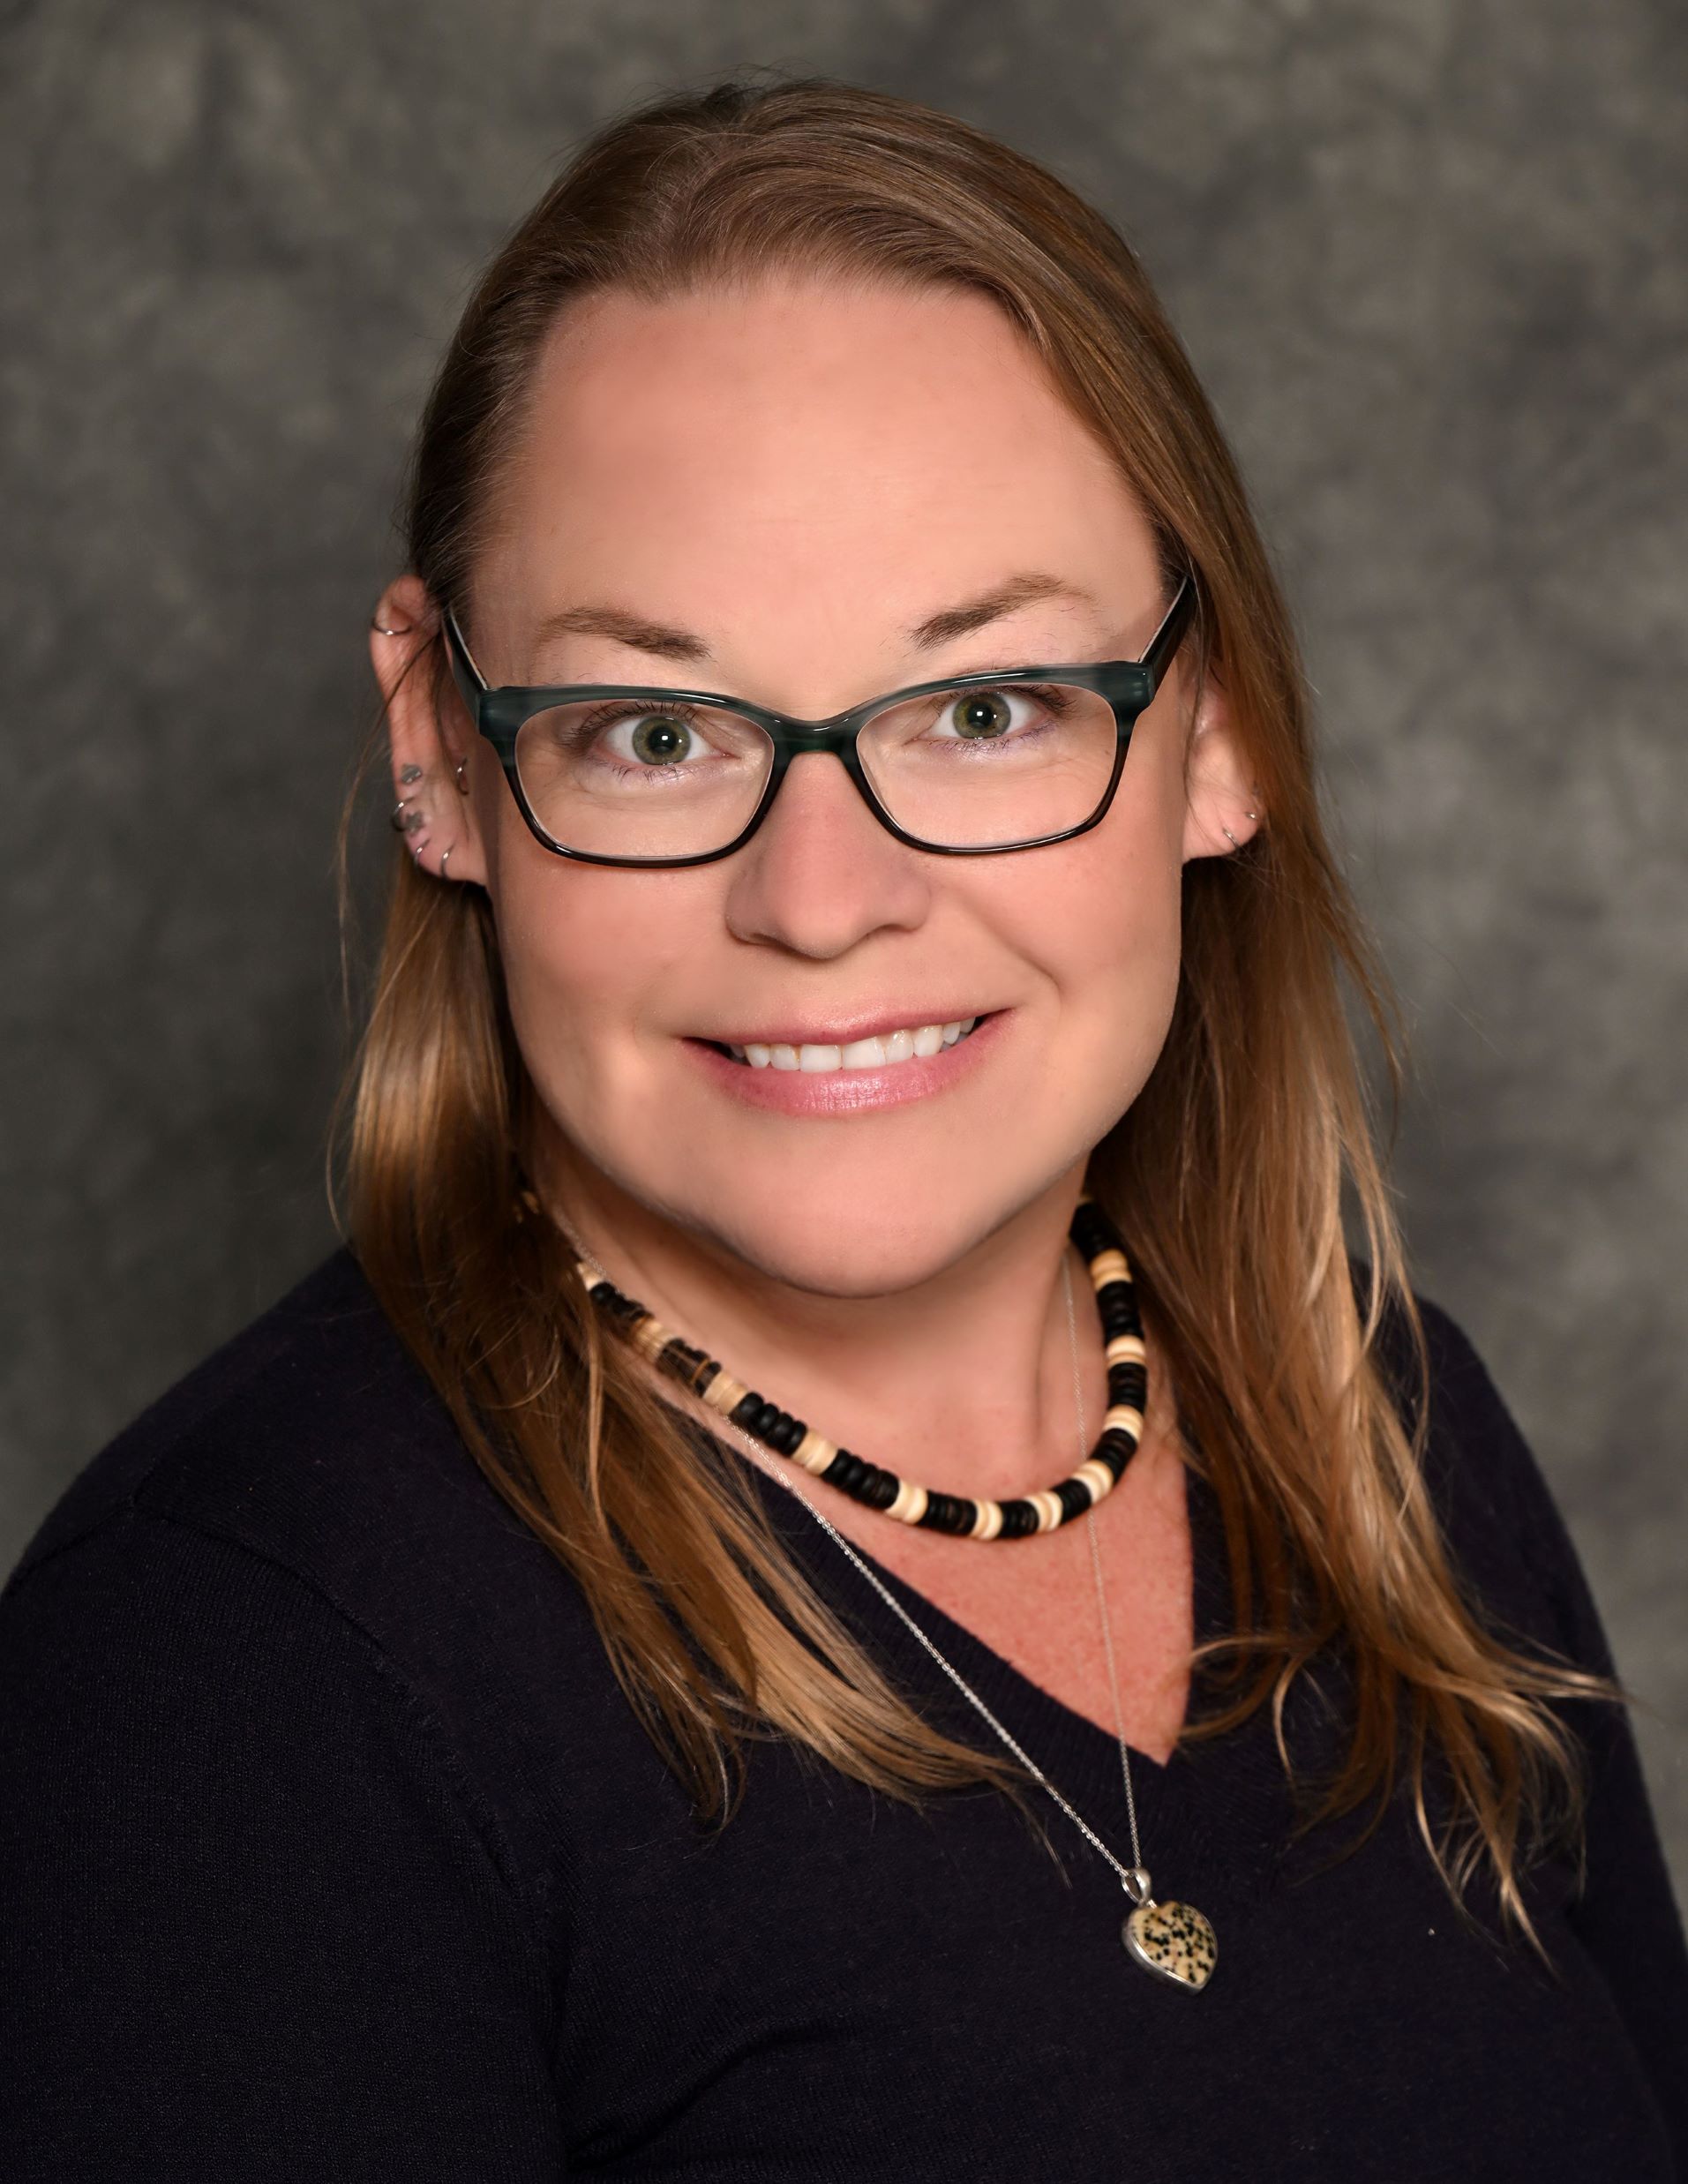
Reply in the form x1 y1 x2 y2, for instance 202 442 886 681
4 1 1684 1889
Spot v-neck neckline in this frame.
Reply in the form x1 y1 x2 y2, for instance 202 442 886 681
741 1436 1246 1789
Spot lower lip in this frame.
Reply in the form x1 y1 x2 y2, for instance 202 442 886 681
683 1014 1004 1115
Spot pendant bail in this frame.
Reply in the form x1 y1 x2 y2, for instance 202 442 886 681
1122 1865 1153 1906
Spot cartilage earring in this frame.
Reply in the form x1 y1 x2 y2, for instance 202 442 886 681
400 762 424 784
439 843 455 879
453 760 469 795
371 615 411 636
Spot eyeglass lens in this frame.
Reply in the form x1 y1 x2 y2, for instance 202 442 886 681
512 679 1124 859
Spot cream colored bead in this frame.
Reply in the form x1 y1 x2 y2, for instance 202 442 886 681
887 1476 929 1524
1104 1404 1144 1441
701 1370 750 1416
1026 1489 1066 1533
1088 1248 1132 1289
792 1430 839 1477
1074 1458 1115 1502
1105 1333 1148 1366
630 1315 670 1363
967 1497 1003 1539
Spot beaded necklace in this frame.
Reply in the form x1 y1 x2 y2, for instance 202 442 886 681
566 1192 1219 1989
573 1195 1148 1542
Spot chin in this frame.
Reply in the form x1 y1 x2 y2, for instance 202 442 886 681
639 1151 1062 1300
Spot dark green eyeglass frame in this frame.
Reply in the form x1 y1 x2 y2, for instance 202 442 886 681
439 572 1196 868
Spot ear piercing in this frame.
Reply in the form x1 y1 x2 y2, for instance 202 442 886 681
371 616 411 636
1220 807 1260 851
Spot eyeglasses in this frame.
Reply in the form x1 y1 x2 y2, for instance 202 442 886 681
439 574 1195 868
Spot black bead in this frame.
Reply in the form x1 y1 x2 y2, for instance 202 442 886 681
824 1451 874 1497
1096 1429 1139 1479
730 1389 768 1433
997 1499 1043 1539
1055 1476 1094 1523
658 1337 707 1386
918 1491 975 1535
1107 1363 1148 1405
860 1466 902 1512
593 1282 645 1327
1069 1203 1116 1260
769 1412 807 1457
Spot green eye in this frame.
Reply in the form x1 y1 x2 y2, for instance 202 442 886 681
949 692 1012 739
630 716 692 765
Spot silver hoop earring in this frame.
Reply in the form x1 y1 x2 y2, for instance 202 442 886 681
1221 826 1240 848
439 844 454 880
453 759 469 795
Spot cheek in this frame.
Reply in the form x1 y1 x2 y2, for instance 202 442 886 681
487 838 714 1107
1004 754 1186 1084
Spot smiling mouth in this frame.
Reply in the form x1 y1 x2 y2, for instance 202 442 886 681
709 1015 985 1073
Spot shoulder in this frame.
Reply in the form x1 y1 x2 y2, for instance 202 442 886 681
9 1248 523 1596
1 1248 596 1773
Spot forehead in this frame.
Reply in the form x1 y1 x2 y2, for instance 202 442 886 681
476 275 1158 669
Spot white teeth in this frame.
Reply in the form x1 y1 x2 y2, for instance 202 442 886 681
724 1017 985 1071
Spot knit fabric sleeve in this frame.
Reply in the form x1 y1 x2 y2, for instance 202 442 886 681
0 1506 565 2181
1417 1298 1688 2169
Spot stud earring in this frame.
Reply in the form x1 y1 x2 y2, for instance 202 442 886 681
400 762 424 784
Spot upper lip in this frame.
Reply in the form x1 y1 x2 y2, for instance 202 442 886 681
694 1006 993 1048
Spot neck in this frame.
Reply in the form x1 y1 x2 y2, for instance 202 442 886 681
540 1148 1113 1506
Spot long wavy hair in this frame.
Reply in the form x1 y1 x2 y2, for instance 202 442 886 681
334 73 1611 1940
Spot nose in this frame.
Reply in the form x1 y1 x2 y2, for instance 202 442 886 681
722 750 933 959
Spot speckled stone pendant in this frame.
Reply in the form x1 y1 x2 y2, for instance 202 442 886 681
1123 1891 1218 1991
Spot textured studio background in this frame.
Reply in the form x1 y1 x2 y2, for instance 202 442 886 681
4 1 1684 1889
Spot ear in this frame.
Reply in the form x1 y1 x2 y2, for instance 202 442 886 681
369 572 491 888
1177 662 1261 862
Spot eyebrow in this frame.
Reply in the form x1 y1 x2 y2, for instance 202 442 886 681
527 571 1100 668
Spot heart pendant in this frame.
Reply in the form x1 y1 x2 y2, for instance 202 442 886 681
1123 1897 1218 1991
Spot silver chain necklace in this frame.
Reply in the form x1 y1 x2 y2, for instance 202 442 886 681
717 1247 1217 1992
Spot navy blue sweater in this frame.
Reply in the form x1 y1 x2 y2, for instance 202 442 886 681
2 1247 1684 2179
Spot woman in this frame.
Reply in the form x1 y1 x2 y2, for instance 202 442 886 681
3 75 1684 2180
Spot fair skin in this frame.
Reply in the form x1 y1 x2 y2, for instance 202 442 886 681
371 274 1259 1763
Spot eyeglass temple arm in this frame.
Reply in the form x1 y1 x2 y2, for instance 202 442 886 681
1140 572 1196 681
443 604 491 694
